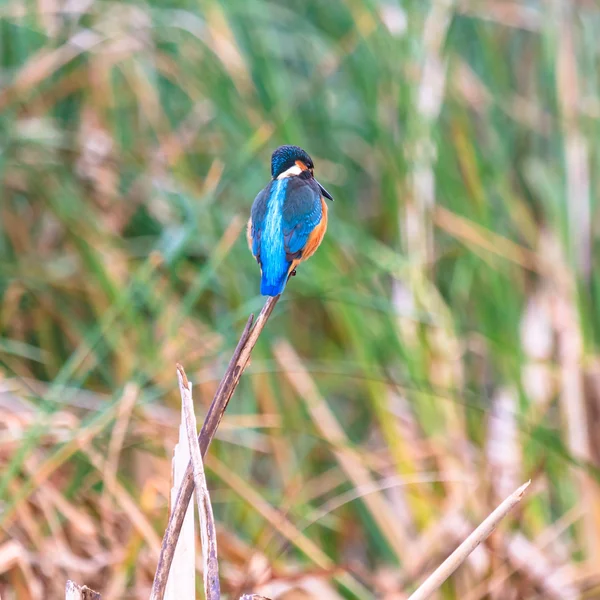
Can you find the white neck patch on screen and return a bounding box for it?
[276,164,303,179]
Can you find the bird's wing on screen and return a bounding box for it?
[281,178,323,260]
[249,184,270,263]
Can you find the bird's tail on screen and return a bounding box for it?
[260,270,288,297]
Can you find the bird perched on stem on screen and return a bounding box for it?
[247,145,334,297]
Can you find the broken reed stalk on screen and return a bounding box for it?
[407,480,531,600]
[150,295,280,600]
[65,581,101,600]
[177,364,220,600]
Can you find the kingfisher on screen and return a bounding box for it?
[247,145,334,297]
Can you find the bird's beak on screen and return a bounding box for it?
[317,180,334,201]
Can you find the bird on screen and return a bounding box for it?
[247,145,334,297]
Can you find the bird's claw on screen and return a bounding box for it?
[290,269,297,277]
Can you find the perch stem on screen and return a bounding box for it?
[150,295,280,600]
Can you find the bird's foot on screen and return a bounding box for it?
[290,269,297,277]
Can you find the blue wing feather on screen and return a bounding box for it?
[282,178,322,258]
[250,186,269,262]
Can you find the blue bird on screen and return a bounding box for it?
[247,145,334,297]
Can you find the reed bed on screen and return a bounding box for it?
[1,0,600,598]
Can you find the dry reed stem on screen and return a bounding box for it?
[274,341,411,562]
[207,454,334,569]
[150,295,280,600]
[177,364,220,600]
[433,206,542,272]
[165,373,195,600]
[103,383,139,503]
[406,0,453,265]
[408,480,531,600]
[85,446,162,554]
[0,540,42,599]
[65,580,101,600]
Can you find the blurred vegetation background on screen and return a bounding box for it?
[1,0,600,598]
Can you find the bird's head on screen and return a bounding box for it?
[270,145,334,200]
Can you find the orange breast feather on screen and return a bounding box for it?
[299,197,328,261]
